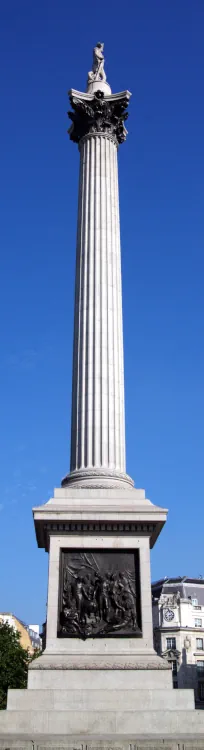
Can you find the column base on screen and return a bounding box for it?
[61,468,134,489]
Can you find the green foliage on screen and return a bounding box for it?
[0,621,29,709]
[30,647,42,661]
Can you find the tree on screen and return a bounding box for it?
[30,647,42,661]
[0,621,29,709]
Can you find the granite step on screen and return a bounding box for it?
[28,666,173,690]
[7,688,195,712]
[1,708,204,736]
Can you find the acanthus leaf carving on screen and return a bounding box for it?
[68,90,129,146]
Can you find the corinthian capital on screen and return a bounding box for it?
[68,89,131,146]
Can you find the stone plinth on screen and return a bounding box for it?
[31,486,167,670]
[0,486,198,741]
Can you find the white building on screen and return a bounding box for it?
[27,624,42,651]
[152,577,204,705]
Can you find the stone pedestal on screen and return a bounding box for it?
[1,487,204,740]
[32,486,165,659]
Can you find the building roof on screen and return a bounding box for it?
[152,577,204,586]
[152,577,204,605]
[0,612,26,626]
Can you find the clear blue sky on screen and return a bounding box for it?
[0,0,204,627]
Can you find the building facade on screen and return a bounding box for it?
[0,613,42,654]
[152,577,204,705]
[27,624,41,651]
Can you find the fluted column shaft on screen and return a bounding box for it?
[70,133,126,477]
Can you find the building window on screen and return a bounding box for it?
[166,637,176,649]
[192,598,198,606]
[197,661,204,675]
[168,660,178,676]
[194,618,202,627]
[196,638,204,650]
[198,683,204,701]
[172,661,177,676]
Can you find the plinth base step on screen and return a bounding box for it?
[0,733,204,748]
[1,705,204,737]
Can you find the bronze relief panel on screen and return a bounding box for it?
[58,549,142,639]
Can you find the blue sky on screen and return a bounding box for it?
[0,0,204,627]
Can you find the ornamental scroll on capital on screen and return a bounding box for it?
[68,89,130,146]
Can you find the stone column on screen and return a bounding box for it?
[62,88,133,489]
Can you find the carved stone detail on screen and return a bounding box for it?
[68,90,130,145]
[45,521,155,534]
[30,653,170,671]
[62,467,134,489]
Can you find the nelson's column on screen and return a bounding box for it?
[1,42,204,744]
